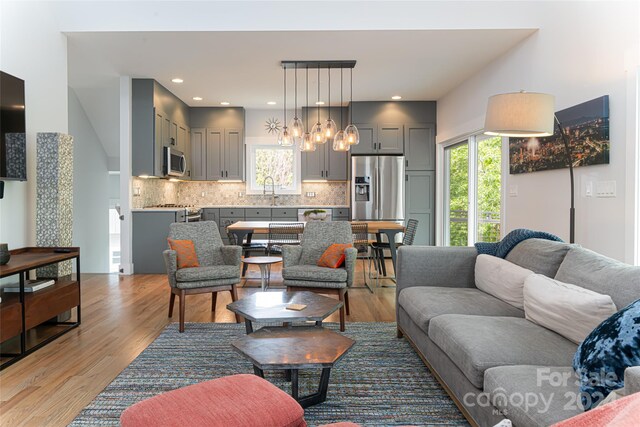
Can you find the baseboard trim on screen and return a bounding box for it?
[398,324,479,427]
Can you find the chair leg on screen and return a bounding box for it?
[361,258,368,287]
[338,289,346,332]
[242,262,249,277]
[344,290,350,315]
[179,290,186,333]
[168,291,176,318]
[397,328,404,338]
[230,284,241,323]
[211,292,217,314]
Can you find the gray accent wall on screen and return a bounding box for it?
[69,87,110,273]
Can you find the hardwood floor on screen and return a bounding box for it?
[0,260,396,426]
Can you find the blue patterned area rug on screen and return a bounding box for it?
[71,322,468,426]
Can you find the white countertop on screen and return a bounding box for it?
[199,205,350,209]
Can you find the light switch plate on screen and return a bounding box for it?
[595,180,616,198]
[306,192,316,197]
[508,185,518,197]
[133,187,141,196]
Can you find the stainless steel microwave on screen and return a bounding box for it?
[164,147,186,177]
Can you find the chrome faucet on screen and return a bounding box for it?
[263,176,278,206]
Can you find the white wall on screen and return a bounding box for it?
[437,1,639,262]
[69,88,110,273]
[0,1,69,249]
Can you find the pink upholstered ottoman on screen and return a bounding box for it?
[120,374,306,427]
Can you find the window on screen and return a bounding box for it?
[443,135,504,246]
[246,140,301,195]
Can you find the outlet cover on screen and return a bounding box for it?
[508,185,518,197]
[306,192,316,197]
[595,180,616,198]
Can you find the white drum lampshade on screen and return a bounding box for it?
[484,92,555,137]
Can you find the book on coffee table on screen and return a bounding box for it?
[3,279,56,293]
[286,304,307,311]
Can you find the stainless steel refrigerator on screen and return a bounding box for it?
[351,156,405,221]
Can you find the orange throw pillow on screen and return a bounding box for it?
[167,239,200,269]
[317,243,352,268]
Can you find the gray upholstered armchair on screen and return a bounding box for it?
[163,221,242,332]
[282,221,357,331]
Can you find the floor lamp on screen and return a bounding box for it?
[484,91,575,244]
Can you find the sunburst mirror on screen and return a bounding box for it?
[265,117,282,134]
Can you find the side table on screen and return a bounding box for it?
[242,256,282,291]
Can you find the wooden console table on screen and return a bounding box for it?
[0,247,81,370]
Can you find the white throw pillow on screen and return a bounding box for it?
[475,254,533,309]
[523,274,618,344]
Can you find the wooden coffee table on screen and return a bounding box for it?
[232,326,354,408]
[226,291,343,334]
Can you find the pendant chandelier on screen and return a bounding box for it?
[280,60,357,152]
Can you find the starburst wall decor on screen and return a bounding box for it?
[265,117,281,134]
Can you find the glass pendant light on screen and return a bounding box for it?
[279,67,294,146]
[345,67,360,145]
[289,63,304,144]
[311,67,326,144]
[299,66,316,152]
[333,68,349,152]
[324,67,337,141]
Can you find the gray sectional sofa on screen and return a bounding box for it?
[396,239,640,427]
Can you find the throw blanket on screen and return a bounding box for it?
[475,228,563,258]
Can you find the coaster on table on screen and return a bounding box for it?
[286,304,307,311]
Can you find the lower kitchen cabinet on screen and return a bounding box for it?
[405,171,435,245]
[132,211,185,274]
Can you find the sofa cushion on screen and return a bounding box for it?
[398,287,524,335]
[475,254,533,309]
[283,265,348,283]
[176,265,240,282]
[428,315,578,388]
[505,239,573,277]
[484,366,583,427]
[524,274,617,344]
[554,247,640,309]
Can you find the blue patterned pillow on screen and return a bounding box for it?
[573,299,640,410]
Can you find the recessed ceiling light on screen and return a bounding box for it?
[391,95,402,100]
[220,101,230,106]
[267,101,277,105]
[171,78,184,83]
[192,97,203,101]
[315,101,325,105]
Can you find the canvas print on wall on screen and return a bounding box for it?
[509,95,609,174]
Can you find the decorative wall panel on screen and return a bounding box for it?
[36,132,73,277]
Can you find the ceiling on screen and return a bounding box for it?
[66,29,536,159]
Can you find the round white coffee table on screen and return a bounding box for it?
[242,256,282,291]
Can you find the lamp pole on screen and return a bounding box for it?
[555,116,575,244]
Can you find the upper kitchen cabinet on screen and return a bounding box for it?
[405,123,435,171]
[132,79,191,178]
[348,102,436,159]
[300,107,349,181]
[190,107,245,181]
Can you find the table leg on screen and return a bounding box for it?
[244,319,254,334]
[253,366,264,378]
[258,264,269,291]
[232,230,250,246]
[375,233,387,276]
[296,368,332,408]
[383,229,401,276]
[291,369,299,400]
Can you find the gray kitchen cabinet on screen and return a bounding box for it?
[405,123,435,171]
[302,144,325,180]
[272,208,298,219]
[349,123,377,155]
[300,107,349,181]
[132,210,185,274]
[405,171,435,245]
[202,208,219,223]
[378,123,404,154]
[184,127,192,180]
[176,123,187,154]
[191,128,206,181]
[224,128,244,180]
[132,79,191,178]
[206,128,224,180]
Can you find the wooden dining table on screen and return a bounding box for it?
[226,220,406,272]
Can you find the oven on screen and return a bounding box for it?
[164,147,186,177]
[185,210,202,222]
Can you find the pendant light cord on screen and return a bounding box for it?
[340,68,343,129]
[328,66,331,121]
[350,68,353,124]
[317,67,320,123]
[283,66,287,126]
[305,66,309,128]
[294,62,297,117]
